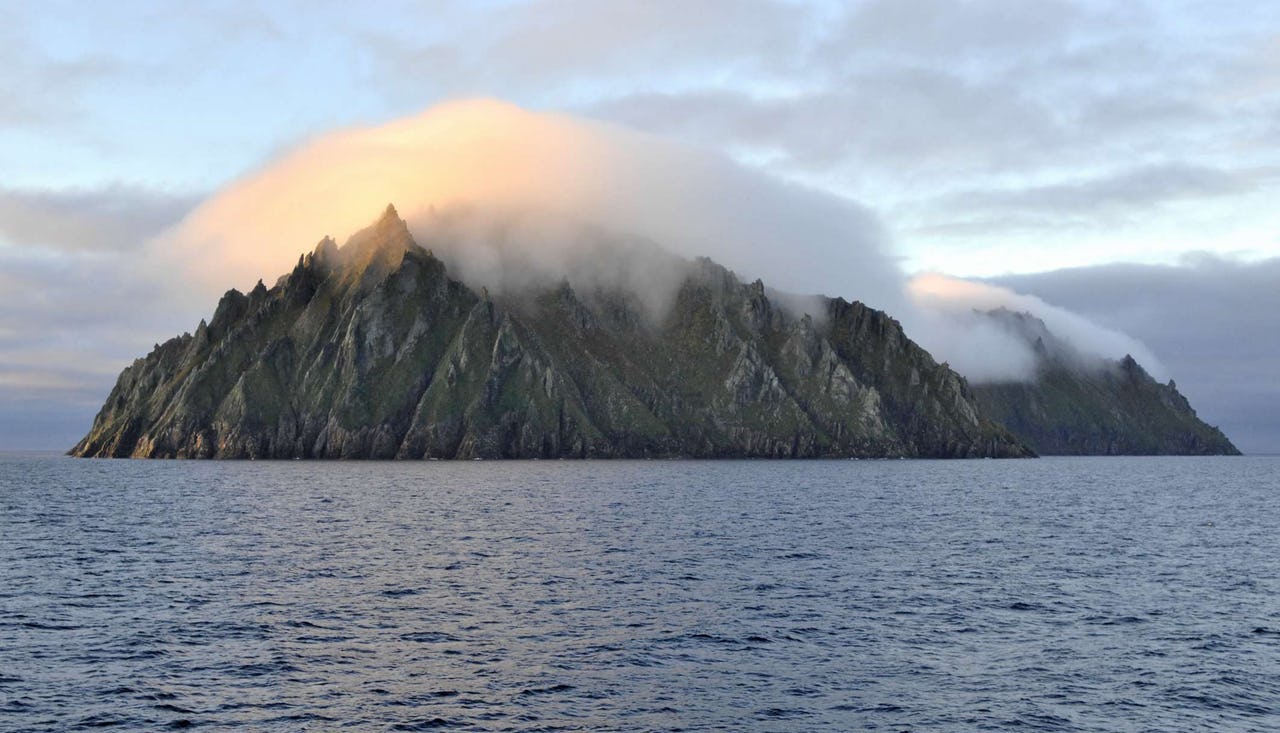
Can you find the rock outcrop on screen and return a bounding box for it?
[71,206,1030,459]
[969,309,1239,455]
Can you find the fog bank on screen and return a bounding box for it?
[160,99,902,316]
[906,273,1166,381]
[153,99,1163,383]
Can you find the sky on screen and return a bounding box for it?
[1,0,1278,452]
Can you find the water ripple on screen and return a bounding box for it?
[2,454,1278,731]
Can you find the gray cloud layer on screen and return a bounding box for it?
[8,1,1280,268]
[995,256,1280,454]
[0,186,198,253]
[0,186,197,450]
[565,1,1280,269]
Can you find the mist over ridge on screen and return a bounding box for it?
[162,99,900,311]
[155,98,1161,385]
[906,273,1166,382]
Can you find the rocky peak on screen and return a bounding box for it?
[308,236,339,269]
[346,203,415,256]
[986,308,1058,358]
[317,204,422,291]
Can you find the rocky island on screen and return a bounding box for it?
[72,205,1239,459]
[71,206,1031,459]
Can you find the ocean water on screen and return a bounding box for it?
[2,454,1278,732]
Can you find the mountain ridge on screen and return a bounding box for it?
[969,309,1240,455]
[71,207,1031,459]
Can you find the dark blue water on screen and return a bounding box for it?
[2,455,1278,731]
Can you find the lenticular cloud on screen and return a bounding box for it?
[158,98,901,312]
[151,98,1162,384]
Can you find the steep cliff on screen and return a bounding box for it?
[969,309,1239,455]
[72,206,1030,459]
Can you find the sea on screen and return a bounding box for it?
[2,454,1278,732]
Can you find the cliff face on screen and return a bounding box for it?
[72,206,1030,459]
[969,309,1240,456]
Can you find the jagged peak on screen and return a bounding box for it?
[1118,353,1150,379]
[985,306,1050,334]
[368,202,411,238]
[351,204,413,247]
[688,256,740,293]
[984,307,1081,368]
[312,235,338,260]
[306,204,422,289]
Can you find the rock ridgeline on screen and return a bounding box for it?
[969,309,1240,455]
[71,205,1031,459]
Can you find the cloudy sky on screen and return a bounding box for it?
[2,0,1278,452]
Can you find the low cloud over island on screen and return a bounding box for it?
[157,100,1153,385]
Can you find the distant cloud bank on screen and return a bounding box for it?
[994,256,1280,454]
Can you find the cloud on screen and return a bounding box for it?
[0,185,197,253]
[0,183,202,450]
[588,68,1064,180]
[571,0,1280,278]
[828,0,1085,59]
[901,164,1277,260]
[360,0,806,101]
[160,98,905,316]
[0,398,105,452]
[904,272,1166,382]
[157,99,1179,397]
[935,164,1265,220]
[994,256,1280,453]
[0,10,127,131]
[7,0,1280,273]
